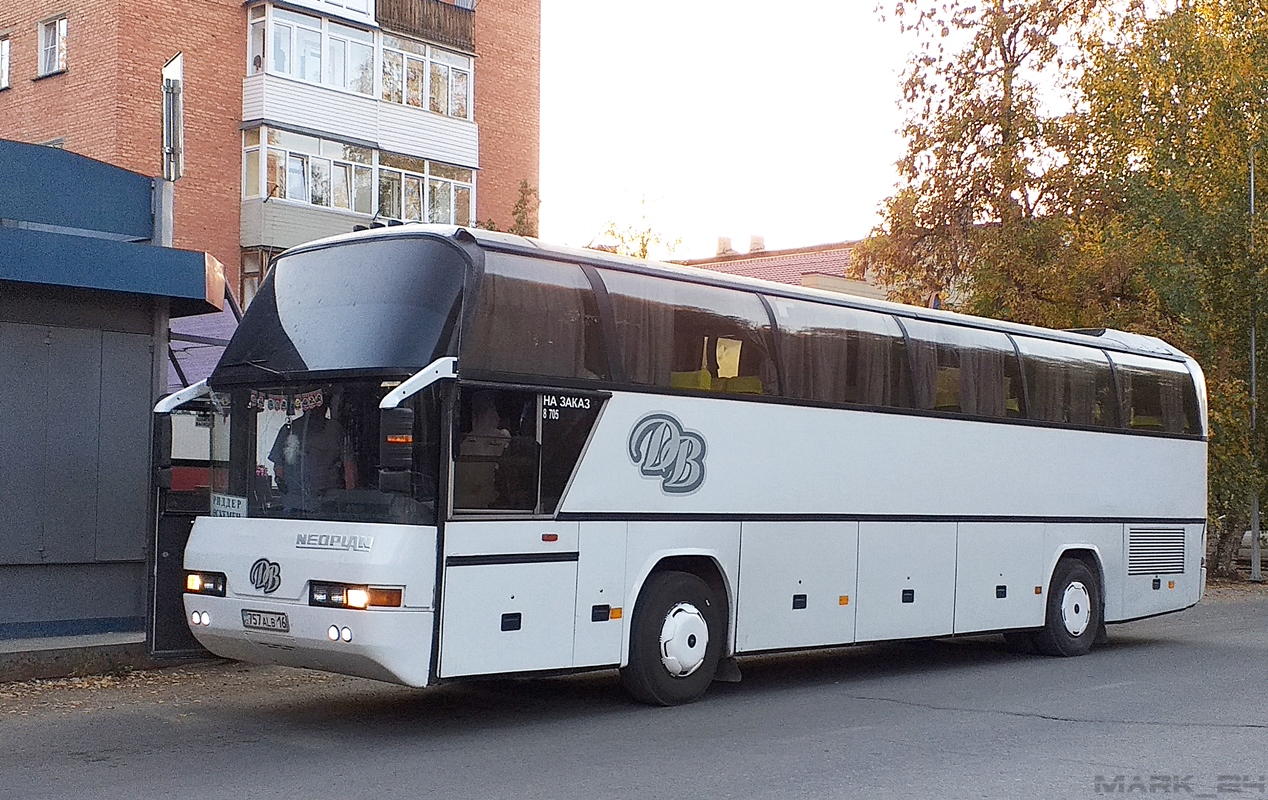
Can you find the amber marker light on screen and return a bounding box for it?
[368,588,403,607]
[839,595,849,606]
[385,434,413,444]
[1168,581,1176,590]
[1035,586,1043,595]
[310,582,403,609]
[609,607,623,620]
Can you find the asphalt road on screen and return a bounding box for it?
[3,586,1267,800]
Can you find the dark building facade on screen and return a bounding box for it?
[0,140,222,639]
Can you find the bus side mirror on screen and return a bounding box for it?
[379,407,414,495]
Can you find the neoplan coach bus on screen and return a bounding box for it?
[159,224,1207,705]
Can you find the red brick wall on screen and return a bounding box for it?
[473,0,540,232]
[0,0,245,290]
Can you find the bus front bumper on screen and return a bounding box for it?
[183,594,434,687]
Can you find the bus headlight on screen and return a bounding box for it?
[309,582,402,609]
[185,571,227,597]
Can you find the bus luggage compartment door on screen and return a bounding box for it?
[439,521,579,678]
[735,521,858,652]
[854,522,957,642]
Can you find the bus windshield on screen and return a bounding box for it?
[213,234,466,384]
[207,379,440,525]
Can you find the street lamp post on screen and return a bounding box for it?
[1251,146,1263,582]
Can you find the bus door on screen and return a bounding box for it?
[149,404,215,657]
[438,386,606,678]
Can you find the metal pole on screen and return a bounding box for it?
[1252,145,1262,581]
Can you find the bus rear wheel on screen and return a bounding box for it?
[621,570,723,706]
[1033,558,1101,657]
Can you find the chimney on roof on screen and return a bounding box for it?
[749,235,765,253]
[717,236,736,256]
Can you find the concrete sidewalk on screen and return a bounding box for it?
[0,632,165,683]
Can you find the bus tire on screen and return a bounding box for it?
[621,570,722,706]
[1033,558,1101,657]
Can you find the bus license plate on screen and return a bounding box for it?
[241,609,290,633]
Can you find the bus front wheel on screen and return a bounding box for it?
[621,570,723,706]
[1033,558,1102,657]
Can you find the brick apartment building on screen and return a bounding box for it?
[0,0,540,306]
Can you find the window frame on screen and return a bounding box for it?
[259,5,375,97]
[595,267,778,397]
[38,16,67,77]
[449,384,608,519]
[252,4,471,111]
[766,294,911,410]
[1,35,11,89]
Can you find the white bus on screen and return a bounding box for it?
[162,225,1207,705]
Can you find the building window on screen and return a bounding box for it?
[248,6,266,74]
[244,125,473,223]
[243,129,262,197]
[1,37,10,89]
[377,152,473,224]
[249,5,470,116]
[382,33,472,120]
[258,5,373,96]
[39,16,67,76]
[240,247,284,309]
[246,126,374,213]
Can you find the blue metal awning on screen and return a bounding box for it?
[0,226,223,317]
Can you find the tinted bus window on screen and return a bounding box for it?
[1108,352,1201,435]
[452,387,539,512]
[215,235,465,383]
[462,254,609,381]
[904,320,1025,418]
[1015,337,1117,428]
[598,269,776,395]
[766,296,910,408]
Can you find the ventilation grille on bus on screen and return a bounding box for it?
[1128,529,1186,575]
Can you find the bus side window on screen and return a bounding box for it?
[462,254,610,382]
[905,320,1021,418]
[1016,336,1117,428]
[1109,353,1200,435]
[599,268,775,396]
[768,296,910,409]
[452,388,539,512]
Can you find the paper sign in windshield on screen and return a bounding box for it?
[211,492,247,517]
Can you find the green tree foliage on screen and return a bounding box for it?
[862,0,1268,576]
[509,179,541,238]
[472,179,540,237]
[857,0,1106,307]
[1075,2,1268,573]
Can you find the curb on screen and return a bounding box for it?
[0,639,210,684]
[0,642,157,684]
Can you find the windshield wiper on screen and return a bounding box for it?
[221,358,285,376]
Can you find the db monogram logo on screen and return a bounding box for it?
[628,413,707,494]
[249,558,282,594]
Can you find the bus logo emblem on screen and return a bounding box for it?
[249,558,282,594]
[628,413,707,495]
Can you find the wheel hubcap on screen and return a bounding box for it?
[1061,581,1091,637]
[659,602,709,677]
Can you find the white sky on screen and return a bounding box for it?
[538,1,910,260]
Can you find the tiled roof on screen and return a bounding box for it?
[675,241,859,286]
